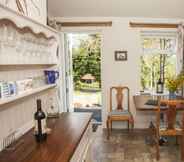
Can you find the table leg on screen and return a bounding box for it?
[145,121,155,145]
[146,121,167,146]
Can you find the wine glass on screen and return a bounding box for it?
[0,26,4,53]
[7,26,15,47]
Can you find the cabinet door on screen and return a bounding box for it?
[70,122,93,162]
[81,138,93,162]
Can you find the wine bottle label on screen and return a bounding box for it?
[158,85,161,90]
[34,120,38,133]
[34,119,47,134]
[159,85,162,91]
[41,119,47,134]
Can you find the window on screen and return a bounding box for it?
[140,31,177,92]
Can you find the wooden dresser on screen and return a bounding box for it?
[0,113,93,162]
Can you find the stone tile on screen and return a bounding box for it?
[107,152,124,160]
[89,127,181,162]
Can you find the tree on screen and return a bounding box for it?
[140,54,176,91]
[140,37,177,91]
[72,34,101,89]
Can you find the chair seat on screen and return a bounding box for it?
[108,110,131,117]
[159,121,182,132]
[153,121,182,135]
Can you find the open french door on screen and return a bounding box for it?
[64,34,74,112]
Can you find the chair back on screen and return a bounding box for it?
[156,97,177,130]
[110,86,130,112]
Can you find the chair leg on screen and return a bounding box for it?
[127,121,130,131]
[132,120,134,131]
[106,119,110,140]
[130,116,134,131]
[155,128,160,161]
[110,121,112,132]
[181,134,184,161]
[176,136,179,145]
[156,140,160,161]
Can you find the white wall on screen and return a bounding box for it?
[48,0,184,19]
[57,17,184,128]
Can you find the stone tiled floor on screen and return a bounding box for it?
[88,128,182,162]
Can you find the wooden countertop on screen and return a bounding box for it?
[0,112,92,162]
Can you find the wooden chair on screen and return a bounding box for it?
[106,86,134,139]
[152,97,184,161]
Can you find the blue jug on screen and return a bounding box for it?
[44,70,59,84]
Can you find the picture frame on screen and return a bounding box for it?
[114,51,127,61]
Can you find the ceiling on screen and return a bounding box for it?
[48,0,184,18]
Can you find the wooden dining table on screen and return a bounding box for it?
[134,95,184,112]
[161,99,184,107]
[134,95,184,146]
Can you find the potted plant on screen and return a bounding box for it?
[166,73,184,99]
[177,70,184,96]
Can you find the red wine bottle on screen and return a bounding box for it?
[34,99,47,142]
[156,78,164,94]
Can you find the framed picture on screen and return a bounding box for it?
[115,51,127,61]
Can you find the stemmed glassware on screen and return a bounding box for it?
[2,25,8,46]
[0,22,57,65]
[0,26,4,53]
[7,26,15,48]
[15,31,22,53]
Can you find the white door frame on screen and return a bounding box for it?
[61,30,103,113]
[64,33,74,112]
[58,32,68,112]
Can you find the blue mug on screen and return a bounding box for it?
[44,70,59,84]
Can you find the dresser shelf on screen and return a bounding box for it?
[0,64,57,71]
[0,84,56,106]
[0,64,57,66]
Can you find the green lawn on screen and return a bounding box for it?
[75,81,100,91]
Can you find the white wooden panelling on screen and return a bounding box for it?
[0,84,56,106]
[0,90,54,151]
